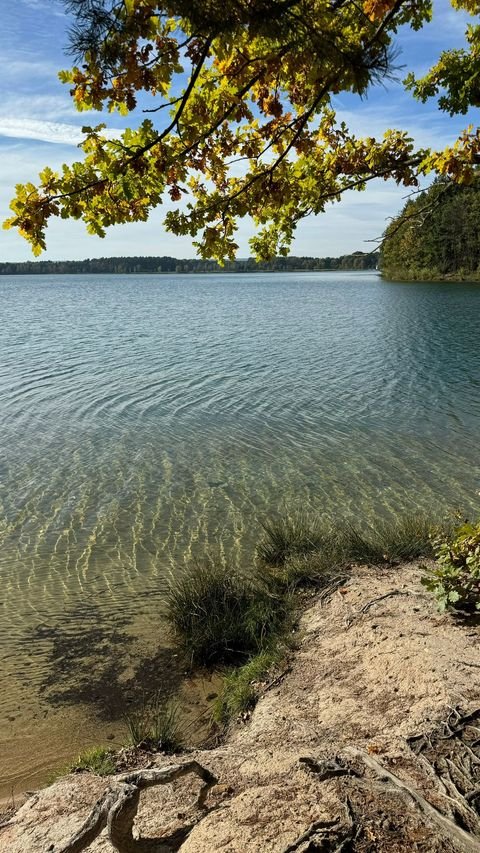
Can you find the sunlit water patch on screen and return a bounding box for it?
[1,271,480,796]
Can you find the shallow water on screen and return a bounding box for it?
[1,270,479,796]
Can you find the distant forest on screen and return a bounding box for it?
[381,178,480,281]
[0,251,378,276]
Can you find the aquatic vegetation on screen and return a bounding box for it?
[257,510,448,576]
[256,512,337,567]
[265,549,347,590]
[166,559,292,665]
[421,520,480,613]
[373,513,451,562]
[125,694,182,754]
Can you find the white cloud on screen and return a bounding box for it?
[0,94,78,121]
[0,119,83,146]
[1,59,61,81]
[333,98,476,153]
[21,0,65,11]
[0,118,123,146]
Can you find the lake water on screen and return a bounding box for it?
[1,270,479,796]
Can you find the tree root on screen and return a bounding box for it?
[281,802,357,853]
[290,727,480,852]
[53,761,217,853]
[345,589,422,627]
[299,755,359,782]
[346,747,480,852]
[407,706,480,839]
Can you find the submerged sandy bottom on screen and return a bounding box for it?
[0,639,221,805]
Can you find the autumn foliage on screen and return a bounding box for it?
[4,0,480,260]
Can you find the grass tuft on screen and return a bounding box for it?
[166,558,292,665]
[373,513,440,561]
[70,746,116,776]
[270,550,345,588]
[257,510,451,579]
[213,647,285,725]
[125,694,182,754]
[256,512,333,566]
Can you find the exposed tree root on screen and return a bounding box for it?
[299,755,359,782]
[281,801,357,853]
[287,718,480,853]
[53,761,217,853]
[407,707,480,836]
[347,748,480,853]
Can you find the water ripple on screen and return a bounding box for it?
[1,271,480,794]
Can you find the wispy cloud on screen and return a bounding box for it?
[333,97,476,153]
[20,0,66,17]
[0,118,123,146]
[0,94,78,122]
[1,59,61,81]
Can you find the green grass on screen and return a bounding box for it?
[165,509,456,734]
[125,694,182,754]
[213,647,285,725]
[268,549,345,588]
[166,559,292,665]
[257,510,451,579]
[166,512,447,672]
[70,746,116,776]
[373,513,444,561]
[256,512,335,566]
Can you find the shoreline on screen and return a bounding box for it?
[3,561,480,851]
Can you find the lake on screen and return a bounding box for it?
[1,270,479,796]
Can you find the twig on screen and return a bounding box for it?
[263,667,292,693]
[318,574,349,605]
[299,755,359,781]
[345,589,421,627]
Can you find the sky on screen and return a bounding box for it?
[0,0,477,262]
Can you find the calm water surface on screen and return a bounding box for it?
[1,271,479,794]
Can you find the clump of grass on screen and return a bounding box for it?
[71,746,116,776]
[214,646,285,725]
[373,513,441,561]
[125,694,182,754]
[256,512,333,566]
[166,559,292,665]
[257,510,450,580]
[259,546,345,590]
[338,522,385,564]
[284,551,346,587]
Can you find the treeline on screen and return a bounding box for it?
[380,177,480,281]
[0,251,378,276]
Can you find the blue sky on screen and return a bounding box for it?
[0,0,477,261]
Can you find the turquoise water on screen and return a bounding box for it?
[1,270,479,791]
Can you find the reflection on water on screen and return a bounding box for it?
[0,271,479,795]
